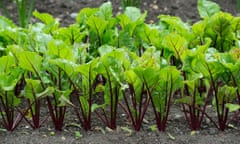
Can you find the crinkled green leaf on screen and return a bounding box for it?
[0,55,16,73]
[47,39,75,61]
[57,89,73,107]
[217,85,237,104]
[124,7,142,22]
[192,20,206,35]
[24,79,42,101]
[162,33,188,60]
[198,0,220,18]
[158,15,190,36]
[87,16,108,37]
[36,87,55,99]
[95,1,112,20]
[33,10,58,25]
[76,7,98,25]
[18,51,43,73]
[98,45,114,57]
[0,15,16,28]
[49,58,78,76]
[54,24,87,44]
[136,24,162,49]
[33,10,59,33]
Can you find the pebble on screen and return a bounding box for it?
[61,136,66,141]
[25,125,30,129]
[70,13,78,19]
[151,4,159,10]
[174,114,182,119]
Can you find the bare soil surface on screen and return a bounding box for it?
[0,0,240,144]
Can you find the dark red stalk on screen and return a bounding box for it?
[229,72,240,104]
[145,75,172,131]
[0,92,23,131]
[119,83,150,131]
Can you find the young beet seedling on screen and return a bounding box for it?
[20,78,54,129]
[92,48,130,130]
[146,66,183,131]
[0,55,24,131]
[185,50,240,131]
[177,77,211,130]
[120,69,150,131]
[68,59,99,130]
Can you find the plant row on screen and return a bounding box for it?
[0,0,240,132]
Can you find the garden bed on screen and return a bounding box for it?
[0,0,240,144]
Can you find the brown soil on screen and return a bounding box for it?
[0,0,240,144]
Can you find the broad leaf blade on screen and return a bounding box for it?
[198,0,220,18]
[18,51,43,73]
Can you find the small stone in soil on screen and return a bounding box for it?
[151,4,159,10]
[70,13,78,19]
[61,136,66,141]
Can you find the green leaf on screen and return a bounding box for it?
[87,16,108,37]
[158,15,190,36]
[0,15,16,28]
[0,55,16,73]
[58,90,73,107]
[192,20,207,37]
[136,24,162,49]
[76,7,98,25]
[33,10,59,33]
[0,91,21,106]
[124,7,142,22]
[49,58,78,76]
[124,70,142,102]
[33,10,58,25]
[226,103,240,112]
[162,33,188,60]
[36,87,55,99]
[18,51,43,73]
[197,0,220,18]
[91,103,104,112]
[47,39,75,61]
[54,24,87,44]
[76,58,98,79]
[134,66,159,88]
[117,31,135,49]
[0,72,21,91]
[0,56,22,92]
[98,45,114,57]
[217,85,237,104]
[95,1,112,20]
[24,79,42,101]
[75,131,82,139]
[79,97,90,116]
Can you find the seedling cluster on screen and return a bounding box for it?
[0,0,239,132]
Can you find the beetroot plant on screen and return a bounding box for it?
[16,51,54,129]
[120,67,151,131]
[147,66,183,131]
[68,59,99,130]
[186,49,239,131]
[0,55,23,131]
[92,48,130,130]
